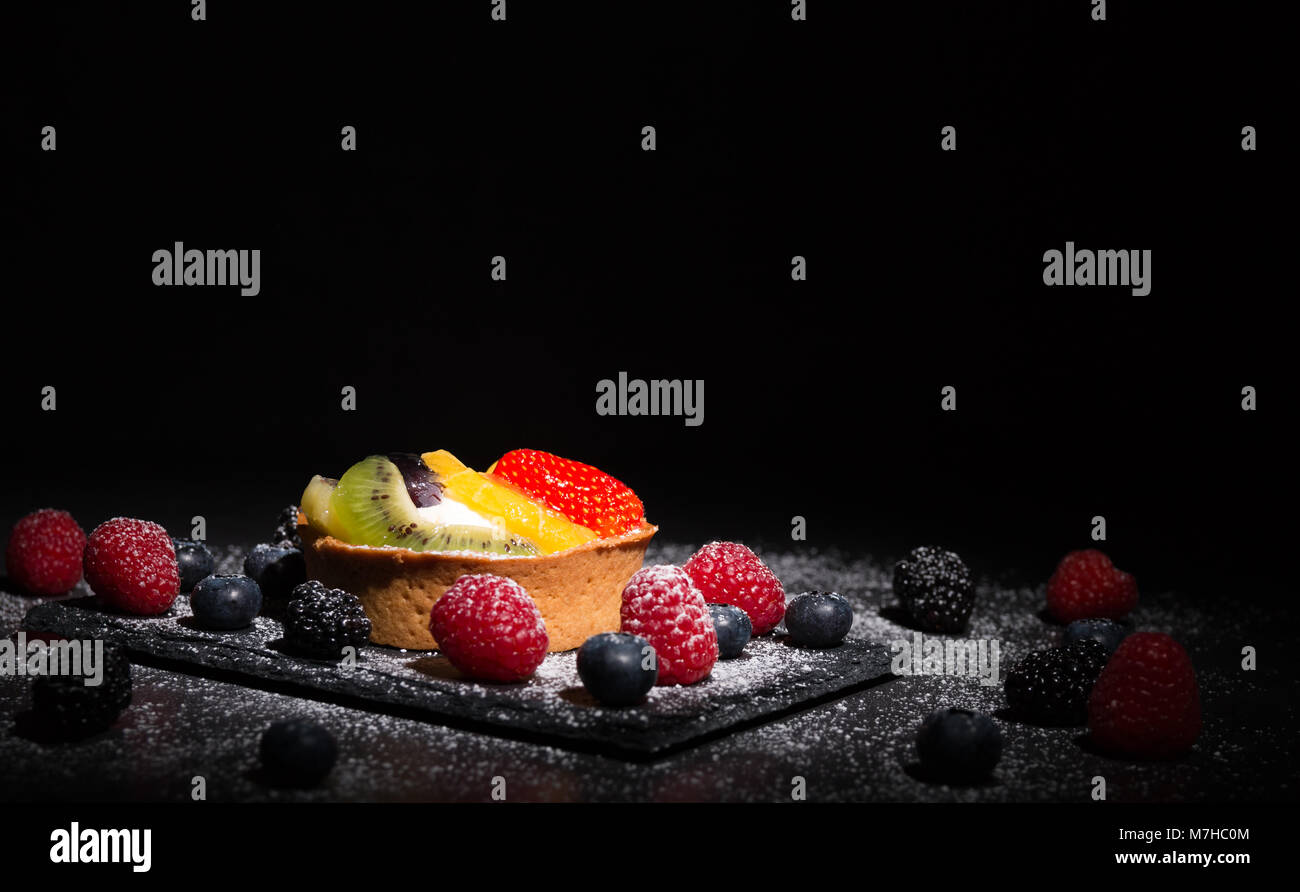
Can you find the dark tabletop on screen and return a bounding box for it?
[2,541,1294,803]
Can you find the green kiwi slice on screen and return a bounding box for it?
[329,455,539,555]
[301,475,346,539]
[424,524,539,556]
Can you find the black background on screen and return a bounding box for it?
[2,1,1289,599]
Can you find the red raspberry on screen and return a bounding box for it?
[490,449,645,538]
[1045,549,1138,623]
[5,509,86,595]
[429,574,549,682]
[683,541,785,636]
[620,565,717,686]
[1088,632,1201,759]
[83,518,180,615]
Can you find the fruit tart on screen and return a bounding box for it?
[297,449,656,651]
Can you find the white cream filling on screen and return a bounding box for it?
[416,497,498,530]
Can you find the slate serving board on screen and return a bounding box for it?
[22,595,895,757]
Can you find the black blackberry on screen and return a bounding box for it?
[1004,638,1109,725]
[272,505,302,550]
[31,645,133,738]
[893,546,975,633]
[283,580,371,659]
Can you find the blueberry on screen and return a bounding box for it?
[784,590,853,647]
[1063,618,1128,655]
[243,543,305,600]
[191,574,263,630]
[576,632,657,706]
[172,538,215,593]
[707,604,752,659]
[915,707,1002,783]
[260,719,337,788]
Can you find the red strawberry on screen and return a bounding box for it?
[684,541,786,636]
[1046,549,1138,623]
[5,509,86,595]
[1088,632,1201,759]
[489,449,645,538]
[620,565,717,685]
[429,574,549,682]
[83,518,180,615]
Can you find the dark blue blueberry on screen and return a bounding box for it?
[190,574,263,630]
[784,590,853,647]
[260,719,337,787]
[915,707,1002,783]
[1063,618,1128,655]
[172,538,215,593]
[576,632,657,706]
[707,603,752,659]
[243,543,305,600]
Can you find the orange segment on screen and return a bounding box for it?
[421,450,598,554]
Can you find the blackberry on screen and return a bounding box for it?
[272,505,303,550]
[283,580,371,659]
[31,645,132,738]
[893,546,975,633]
[1004,638,1109,725]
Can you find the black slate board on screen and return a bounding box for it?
[22,595,895,757]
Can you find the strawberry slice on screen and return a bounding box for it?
[489,449,645,538]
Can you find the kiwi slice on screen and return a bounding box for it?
[425,524,539,556]
[329,456,539,555]
[301,475,347,539]
[331,455,443,549]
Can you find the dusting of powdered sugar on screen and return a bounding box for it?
[0,541,1293,802]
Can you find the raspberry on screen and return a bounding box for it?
[83,518,180,615]
[683,541,785,636]
[31,645,132,739]
[893,545,975,633]
[620,565,718,686]
[1046,549,1138,623]
[284,581,372,659]
[490,449,645,538]
[5,509,86,595]
[429,574,549,682]
[1004,639,1108,725]
[1088,632,1201,759]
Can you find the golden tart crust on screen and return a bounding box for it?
[298,515,656,652]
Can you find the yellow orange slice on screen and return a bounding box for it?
[421,449,598,554]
